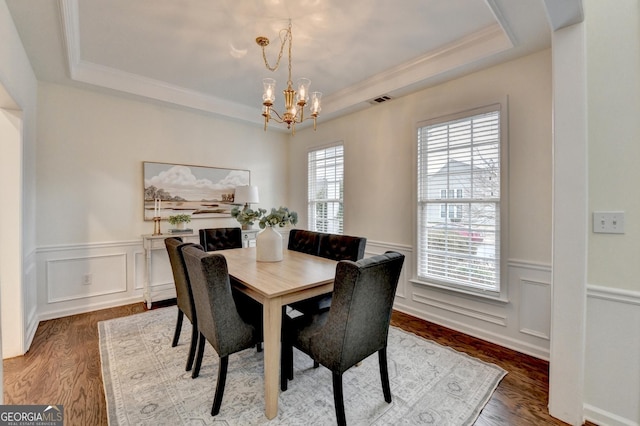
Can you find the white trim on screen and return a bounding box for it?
[548,18,588,425]
[587,285,640,306]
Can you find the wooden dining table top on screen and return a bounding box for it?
[220,246,339,299]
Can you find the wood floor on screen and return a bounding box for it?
[4,302,587,425]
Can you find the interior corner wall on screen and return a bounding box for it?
[0,0,39,358]
[583,1,640,425]
[289,50,554,359]
[35,82,289,319]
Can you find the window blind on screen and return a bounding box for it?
[417,107,501,293]
[308,144,344,234]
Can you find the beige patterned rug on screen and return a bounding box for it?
[99,306,506,425]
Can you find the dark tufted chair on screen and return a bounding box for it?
[287,229,322,255]
[199,228,243,252]
[164,237,200,374]
[198,226,263,352]
[281,251,404,425]
[289,232,367,316]
[318,233,366,262]
[182,246,261,416]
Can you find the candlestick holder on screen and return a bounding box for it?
[153,216,162,236]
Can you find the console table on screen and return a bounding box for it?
[141,230,259,308]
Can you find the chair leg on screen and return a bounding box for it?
[378,348,392,403]
[185,324,198,371]
[332,371,347,426]
[280,341,292,391]
[313,361,320,369]
[172,310,184,347]
[211,356,229,416]
[192,332,206,379]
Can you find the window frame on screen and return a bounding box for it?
[307,142,345,234]
[412,101,509,302]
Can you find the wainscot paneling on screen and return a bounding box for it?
[36,240,145,321]
[369,240,552,360]
[584,285,640,426]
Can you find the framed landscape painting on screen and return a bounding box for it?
[143,162,250,220]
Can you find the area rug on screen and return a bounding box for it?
[99,307,506,425]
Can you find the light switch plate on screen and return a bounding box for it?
[593,211,625,234]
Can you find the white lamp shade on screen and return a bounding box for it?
[234,185,260,204]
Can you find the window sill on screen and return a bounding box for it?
[410,278,509,304]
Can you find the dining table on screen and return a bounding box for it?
[218,246,339,420]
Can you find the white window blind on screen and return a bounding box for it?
[417,106,501,293]
[308,144,344,234]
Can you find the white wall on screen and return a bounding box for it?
[0,0,38,358]
[583,1,640,425]
[35,82,289,319]
[290,50,554,359]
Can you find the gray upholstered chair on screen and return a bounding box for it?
[287,229,322,255]
[164,237,199,374]
[281,251,405,426]
[199,226,263,352]
[289,232,367,315]
[182,245,260,416]
[199,227,243,252]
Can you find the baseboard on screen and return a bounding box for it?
[37,295,144,322]
[583,403,638,426]
[393,303,550,360]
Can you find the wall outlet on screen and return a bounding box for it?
[593,211,625,234]
[82,273,93,285]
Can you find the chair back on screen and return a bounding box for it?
[199,228,243,252]
[318,233,366,261]
[182,246,255,357]
[287,229,321,255]
[311,251,404,373]
[165,237,198,322]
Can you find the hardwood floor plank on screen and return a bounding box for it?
[4,303,588,425]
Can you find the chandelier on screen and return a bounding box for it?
[256,20,321,135]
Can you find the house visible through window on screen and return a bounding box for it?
[417,104,502,294]
[308,144,344,234]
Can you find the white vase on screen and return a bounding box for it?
[256,227,283,262]
[177,222,186,230]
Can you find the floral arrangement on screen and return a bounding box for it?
[258,207,298,229]
[231,206,298,229]
[167,214,191,225]
[231,207,267,227]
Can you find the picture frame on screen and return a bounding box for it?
[143,161,250,220]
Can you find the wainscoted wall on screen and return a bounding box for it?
[36,240,145,321]
[584,286,640,426]
[36,238,551,362]
[366,241,551,360]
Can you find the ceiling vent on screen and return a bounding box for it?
[368,95,392,105]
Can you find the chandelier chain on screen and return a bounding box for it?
[261,22,292,75]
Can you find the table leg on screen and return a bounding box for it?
[144,247,152,309]
[262,296,282,419]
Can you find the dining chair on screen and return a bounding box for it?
[199,227,243,252]
[199,226,263,352]
[288,233,367,315]
[281,251,405,426]
[287,229,322,255]
[182,245,261,416]
[164,237,199,374]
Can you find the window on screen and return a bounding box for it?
[308,144,344,234]
[416,104,502,294]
